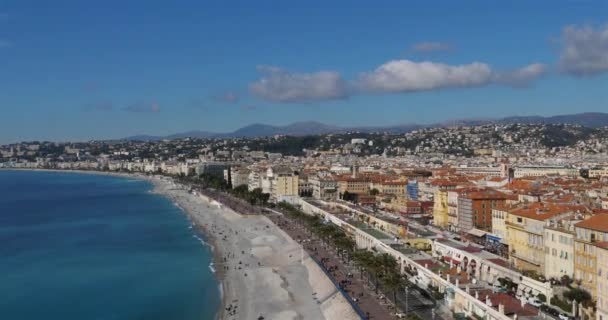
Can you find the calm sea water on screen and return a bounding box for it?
[0,170,220,320]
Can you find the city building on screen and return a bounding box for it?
[544,220,576,279]
[574,214,608,298]
[310,175,338,201]
[268,166,299,202]
[457,189,507,232]
[596,242,608,320]
[507,203,574,273]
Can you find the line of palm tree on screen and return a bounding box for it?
[277,202,411,307]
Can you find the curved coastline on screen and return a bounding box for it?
[0,168,220,320]
[1,168,361,320]
[1,168,227,320]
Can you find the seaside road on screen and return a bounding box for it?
[268,210,455,320]
[269,213,398,320]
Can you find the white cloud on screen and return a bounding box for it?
[357,60,493,93]
[411,42,452,53]
[249,65,349,103]
[559,24,608,76]
[493,63,548,87]
[249,60,546,102]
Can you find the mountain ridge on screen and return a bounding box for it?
[122,112,608,141]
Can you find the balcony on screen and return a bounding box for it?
[509,251,541,266]
[505,220,524,228]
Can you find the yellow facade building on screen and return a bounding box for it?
[574,215,608,299]
[506,203,572,273]
[337,177,370,197]
[381,181,407,195]
[433,189,449,228]
[268,166,299,202]
[596,242,608,320]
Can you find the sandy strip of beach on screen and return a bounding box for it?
[3,169,360,320]
[149,176,361,320]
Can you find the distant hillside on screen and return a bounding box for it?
[500,112,608,128]
[122,112,608,141]
[226,122,341,137]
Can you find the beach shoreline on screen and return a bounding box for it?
[2,168,229,319]
[2,168,360,320]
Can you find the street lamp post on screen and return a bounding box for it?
[301,239,310,264]
[405,286,409,314]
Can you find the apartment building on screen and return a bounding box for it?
[268,166,299,202]
[588,167,608,179]
[506,203,572,273]
[544,220,576,279]
[337,176,370,198]
[596,242,608,320]
[455,166,502,177]
[247,168,263,191]
[491,207,509,242]
[447,190,460,232]
[574,215,608,298]
[457,189,507,232]
[513,165,579,178]
[381,180,408,195]
[309,175,338,201]
[433,189,449,228]
[230,167,250,188]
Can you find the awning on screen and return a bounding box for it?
[467,228,487,238]
[443,256,461,264]
[486,234,501,242]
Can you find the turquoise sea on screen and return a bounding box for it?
[0,170,220,320]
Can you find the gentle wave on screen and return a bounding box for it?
[209,262,216,273]
[193,234,207,246]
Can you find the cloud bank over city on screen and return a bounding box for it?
[249,61,547,103]
[247,23,606,103]
[1,1,608,143]
[559,24,608,76]
[249,65,350,103]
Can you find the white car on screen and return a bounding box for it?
[558,314,570,320]
[528,299,542,307]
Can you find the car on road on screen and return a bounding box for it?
[528,298,542,307]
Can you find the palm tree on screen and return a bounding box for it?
[368,255,385,294]
[353,250,374,281]
[334,236,355,261]
[378,253,398,275]
[382,271,407,305]
[319,224,336,245]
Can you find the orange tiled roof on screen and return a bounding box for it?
[489,177,507,182]
[463,189,508,200]
[509,203,579,221]
[575,214,608,233]
[595,241,608,249]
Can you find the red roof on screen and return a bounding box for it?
[485,293,538,316]
[576,214,608,233]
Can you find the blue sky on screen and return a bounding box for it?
[1,0,607,143]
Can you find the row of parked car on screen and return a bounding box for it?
[540,304,574,320]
